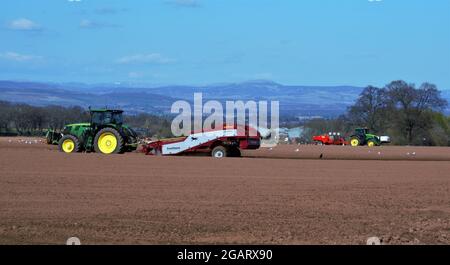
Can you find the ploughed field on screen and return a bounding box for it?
[0,137,449,245]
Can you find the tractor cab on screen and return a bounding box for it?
[90,109,124,127]
[355,128,369,138]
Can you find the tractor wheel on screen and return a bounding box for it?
[58,135,80,153]
[367,140,376,147]
[94,128,124,154]
[350,137,360,147]
[211,145,227,158]
[227,147,241,157]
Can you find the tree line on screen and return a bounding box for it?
[304,80,450,146]
[1,80,449,145]
[0,101,173,138]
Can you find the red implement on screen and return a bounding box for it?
[312,132,348,146]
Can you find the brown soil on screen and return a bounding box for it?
[1,137,449,245]
[244,144,450,161]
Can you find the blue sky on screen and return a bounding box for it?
[0,0,449,89]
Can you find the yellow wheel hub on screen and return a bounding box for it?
[98,132,117,154]
[368,141,375,147]
[350,139,359,147]
[62,139,75,153]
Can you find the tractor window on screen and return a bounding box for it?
[91,112,123,125]
[112,113,123,124]
[92,112,104,124]
[356,129,367,135]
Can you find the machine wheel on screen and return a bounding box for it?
[227,147,241,157]
[151,148,162,156]
[58,135,80,153]
[350,137,360,147]
[94,128,124,154]
[211,146,227,158]
[367,140,376,147]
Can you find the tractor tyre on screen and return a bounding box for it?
[350,137,361,147]
[58,135,81,153]
[367,140,376,147]
[227,147,241,157]
[211,145,227,158]
[94,127,124,154]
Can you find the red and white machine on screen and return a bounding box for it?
[142,125,261,158]
[312,132,348,146]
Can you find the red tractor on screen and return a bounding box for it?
[312,132,347,146]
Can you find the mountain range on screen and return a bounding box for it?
[1,80,449,117]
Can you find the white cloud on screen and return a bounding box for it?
[165,0,201,8]
[80,19,95,28]
[79,19,118,29]
[95,7,128,15]
[117,53,175,64]
[0,52,43,62]
[7,18,42,31]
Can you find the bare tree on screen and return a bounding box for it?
[348,86,388,133]
[0,101,14,132]
[386,81,447,144]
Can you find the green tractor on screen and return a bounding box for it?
[349,128,391,147]
[53,109,138,154]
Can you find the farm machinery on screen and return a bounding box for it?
[313,132,348,145]
[48,109,138,154]
[45,130,62,145]
[349,128,390,147]
[46,108,261,158]
[312,128,390,147]
[142,125,261,158]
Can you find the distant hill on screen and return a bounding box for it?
[0,81,178,115]
[2,80,447,117]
